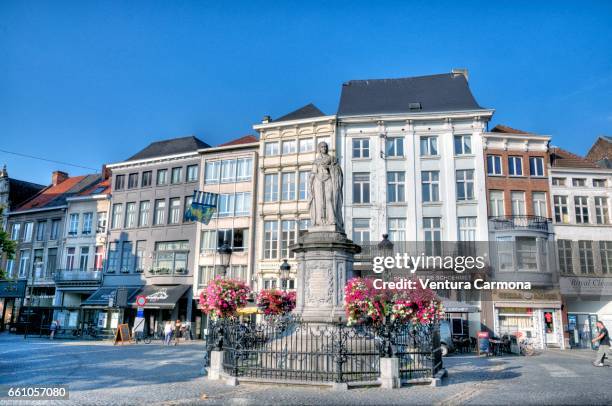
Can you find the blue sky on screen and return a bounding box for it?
[2,1,611,185]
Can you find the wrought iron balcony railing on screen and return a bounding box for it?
[147,268,190,277]
[489,215,551,232]
[54,269,103,283]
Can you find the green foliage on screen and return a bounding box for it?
[0,206,16,280]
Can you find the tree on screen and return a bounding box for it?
[0,207,16,280]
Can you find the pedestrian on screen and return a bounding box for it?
[174,319,181,346]
[164,321,173,346]
[592,321,610,367]
[49,320,58,340]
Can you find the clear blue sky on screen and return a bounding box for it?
[2,1,611,185]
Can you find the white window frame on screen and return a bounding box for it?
[454,134,472,155]
[281,172,297,201]
[387,172,405,203]
[264,142,279,156]
[529,157,544,177]
[489,190,505,217]
[282,140,297,155]
[508,156,523,176]
[456,170,474,201]
[421,171,440,203]
[420,136,438,157]
[264,173,279,202]
[352,138,370,159]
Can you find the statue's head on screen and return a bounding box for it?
[317,141,329,155]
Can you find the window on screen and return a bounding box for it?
[135,241,145,272]
[265,142,279,156]
[66,247,76,270]
[489,190,505,217]
[50,219,60,240]
[200,230,216,251]
[388,218,406,241]
[121,241,134,273]
[198,266,216,287]
[79,247,89,271]
[552,177,566,186]
[578,241,594,274]
[69,214,79,235]
[96,212,107,233]
[281,172,297,200]
[36,221,46,241]
[423,217,442,255]
[421,171,440,203]
[169,198,181,224]
[352,219,370,243]
[595,196,609,224]
[386,137,404,157]
[458,217,477,241]
[138,201,150,227]
[454,135,472,155]
[5,259,14,278]
[46,248,57,276]
[229,265,248,281]
[220,160,236,183]
[516,237,538,271]
[511,191,526,215]
[154,200,166,225]
[281,220,297,258]
[184,196,193,221]
[217,229,231,251]
[186,165,199,182]
[142,171,152,187]
[82,212,93,234]
[125,202,137,228]
[171,167,182,184]
[532,192,547,217]
[456,170,474,201]
[282,140,297,155]
[299,138,314,153]
[572,178,586,187]
[557,240,573,274]
[352,138,370,159]
[263,279,277,290]
[553,196,569,223]
[115,174,125,190]
[384,172,404,203]
[234,192,251,216]
[106,243,119,273]
[232,229,248,252]
[299,171,309,200]
[529,157,544,176]
[593,178,607,187]
[157,169,168,186]
[264,221,278,259]
[574,196,589,224]
[264,173,279,202]
[217,194,235,217]
[153,241,188,274]
[353,173,370,204]
[417,136,436,157]
[128,173,138,189]
[10,223,20,240]
[600,241,612,274]
[18,250,30,278]
[94,246,104,270]
[487,155,503,175]
[205,161,221,184]
[23,222,33,242]
[236,158,253,181]
[508,156,523,176]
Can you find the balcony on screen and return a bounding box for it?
[54,269,103,286]
[146,267,191,284]
[147,268,189,276]
[489,216,551,233]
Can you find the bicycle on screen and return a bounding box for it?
[519,337,536,356]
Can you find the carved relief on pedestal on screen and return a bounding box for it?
[305,262,334,305]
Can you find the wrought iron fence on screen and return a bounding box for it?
[206,317,441,385]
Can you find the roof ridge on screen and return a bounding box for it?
[343,73,450,85]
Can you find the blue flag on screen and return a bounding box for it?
[184,190,218,224]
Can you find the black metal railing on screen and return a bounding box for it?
[489,215,551,232]
[395,323,442,381]
[147,268,189,276]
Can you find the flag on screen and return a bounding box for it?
[184,190,218,224]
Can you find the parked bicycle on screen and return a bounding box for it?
[519,337,536,356]
[73,326,98,338]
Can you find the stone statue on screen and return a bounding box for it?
[308,142,344,231]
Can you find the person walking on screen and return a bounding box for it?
[173,319,181,346]
[592,321,610,367]
[49,320,58,340]
[163,321,173,346]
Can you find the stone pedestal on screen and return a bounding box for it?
[379,357,400,389]
[291,229,361,323]
[208,350,223,380]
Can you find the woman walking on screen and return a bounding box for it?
[164,321,173,346]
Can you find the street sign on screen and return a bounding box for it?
[135,295,147,307]
[136,307,144,318]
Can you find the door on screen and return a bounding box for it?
[543,310,557,346]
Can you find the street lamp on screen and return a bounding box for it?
[378,234,394,282]
[279,259,291,291]
[217,239,233,277]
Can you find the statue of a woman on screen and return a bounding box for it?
[308,142,344,231]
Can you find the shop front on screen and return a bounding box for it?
[492,289,565,350]
[560,276,612,350]
[81,286,141,336]
[128,284,192,336]
[0,279,26,332]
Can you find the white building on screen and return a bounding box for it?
[549,147,612,349]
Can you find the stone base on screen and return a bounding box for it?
[379,357,400,389]
[208,350,223,381]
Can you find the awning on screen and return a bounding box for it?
[130,285,191,309]
[82,286,141,306]
[442,299,480,313]
[237,306,260,315]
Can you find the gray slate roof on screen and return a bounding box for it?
[337,73,484,117]
[273,103,325,122]
[127,136,210,161]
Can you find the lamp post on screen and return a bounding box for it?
[279,259,291,291]
[378,234,394,282]
[217,239,233,277]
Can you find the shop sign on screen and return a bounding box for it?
[493,289,560,301]
[560,277,612,296]
[498,307,532,315]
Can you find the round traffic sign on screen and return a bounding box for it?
[136,295,147,307]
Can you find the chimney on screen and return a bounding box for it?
[52,171,69,186]
[262,115,271,124]
[451,68,469,81]
[101,164,111,180]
